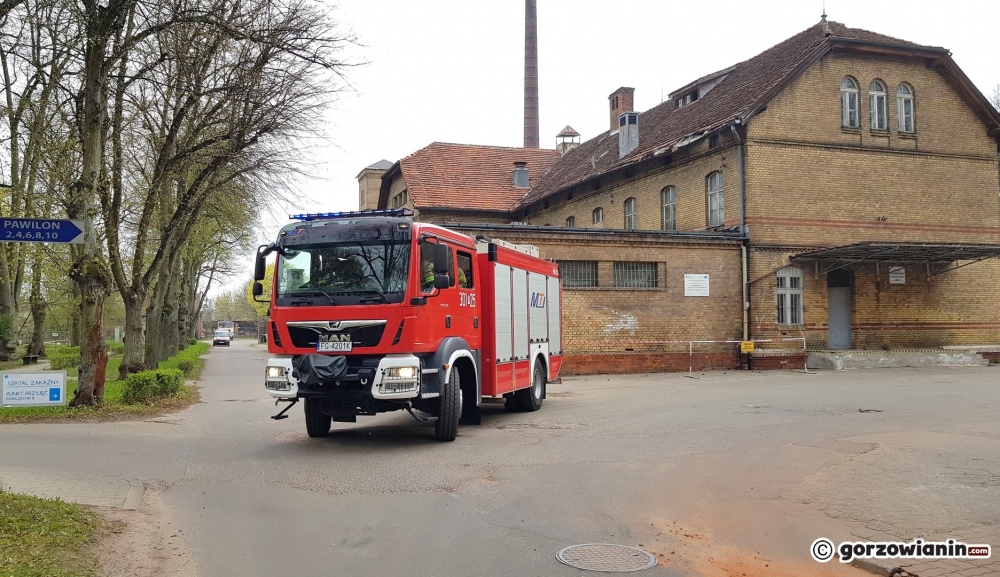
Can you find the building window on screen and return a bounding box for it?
[706,171,724,227]
[708,135,719,149]
[841,77,859,128]
[565,216,575,228]
[869,80,887,130]
[558,261,597,288]
[592,207,604,225]
[613,262,658,288]
[390,190,408,209]
[897,84,914,133]
[661,186,676,231]
[624,197,637,229]
[776,267,803,325]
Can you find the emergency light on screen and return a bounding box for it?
[289,209,414,221]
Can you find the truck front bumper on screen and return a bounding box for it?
[263,354,426,402]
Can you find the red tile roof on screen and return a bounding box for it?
[397,142,560,212]
[517,20,947,208]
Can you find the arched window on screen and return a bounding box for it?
[777,267,804,325]
[661,186,676,231]
[624,197,637,229]
[870,80,887,130]
[897,84,914,133]
[592,207,604,225]
[840,77,859,128]
[565,216,575,228]
[706,171,724,227]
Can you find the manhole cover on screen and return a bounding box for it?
[556,543,658,572]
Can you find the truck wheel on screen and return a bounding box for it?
[435,368,461,442]
[515,362,544,412]
[304,399,331,438]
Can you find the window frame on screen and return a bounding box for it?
[456,250,474,289]
[623,197,637,229]
[897,83,915,133]
[706,171,724,228]
[592,207,604,225]
[869,80,887,131]
[661,186,676,231]
[613,261,658,289]
[558,260,598,288]
[840,77,859,128]
[565,216,575,228]
[776,266,804,326]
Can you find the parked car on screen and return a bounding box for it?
[213,330,232,346]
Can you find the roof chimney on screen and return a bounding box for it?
[512,162,530,188]
[618,112,639,158]
[524,0,539,148]
[608,87,634,132]
[556,125,580,157]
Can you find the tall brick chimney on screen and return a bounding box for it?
[608,87,634,132]
[524,0,539,148]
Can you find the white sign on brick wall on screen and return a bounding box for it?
[889,266,906,285]
[684,274,710,296]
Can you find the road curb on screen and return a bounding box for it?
[850,558,903,576]
[123,479,144,510]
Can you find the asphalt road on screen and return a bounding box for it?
[2,340,998,576]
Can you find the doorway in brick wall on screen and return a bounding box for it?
[827,269,852,349]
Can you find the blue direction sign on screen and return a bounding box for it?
[0,218,84,244]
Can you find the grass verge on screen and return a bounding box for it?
[0,490,102,577]
[0,342,208,423]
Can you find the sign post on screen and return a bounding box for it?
[2,371,67,407]
[0,218,84,244]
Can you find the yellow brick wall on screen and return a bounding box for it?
[525,141,741,231]
[453,228,744,354]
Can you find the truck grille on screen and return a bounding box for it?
[286,321,387,349]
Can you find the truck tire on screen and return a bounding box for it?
[435,368,461,442]
[304,398,331,438]
[514,361,544,412]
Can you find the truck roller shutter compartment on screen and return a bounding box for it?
[547,276,561,354]
[528,272,548,344]
[512,268,529,361]
[494,264,513,363]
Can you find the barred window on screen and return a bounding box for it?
[841,77,859,128]
[613,262,658,288]
[565,216,575,227]
[592,207,604,225]
[897,84,914,132]
[870,80,887,130]
[624,197,637,229]
[661,186,676,231]
[706,171,724,227]
[777,266,803,325]
[558,260,598,288]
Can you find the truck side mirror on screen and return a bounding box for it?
[433,274,450,289]
[254,252,266,281]
[433,244,449,274]
[252,282,263,297]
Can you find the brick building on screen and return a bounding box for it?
[362,19,1000,373]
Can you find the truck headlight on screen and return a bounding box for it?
[265,366,285,380]
[385,366,418,380]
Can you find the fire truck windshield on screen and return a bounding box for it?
[275,240,411,306]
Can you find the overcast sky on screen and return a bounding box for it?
[215,0,999,295]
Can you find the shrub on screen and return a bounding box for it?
[47,346,80,370]
[188,338,198,346]
[159,341,208,378]
[107,341,124,355]
[121,369,184,404]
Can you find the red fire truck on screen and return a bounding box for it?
[254,209,562,441]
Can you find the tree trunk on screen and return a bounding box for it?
[28,248,45,356]
[144,265,170,369]
[118,291,145,380]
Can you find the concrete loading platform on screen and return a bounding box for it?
[807,347,1000,369]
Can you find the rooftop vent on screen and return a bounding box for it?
[618,112,639,158]
[556,125,581,157]
[512,161,530,188]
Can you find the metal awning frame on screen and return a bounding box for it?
[792,242,1000,280]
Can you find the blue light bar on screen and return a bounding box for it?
[289,209,414,221]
